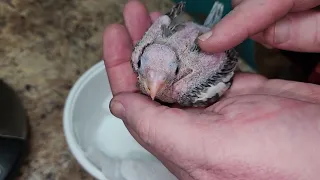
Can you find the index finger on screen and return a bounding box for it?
[124,0,153,45]
[198,0,320,53]
[103,1,154,95]
[103,24,138,95]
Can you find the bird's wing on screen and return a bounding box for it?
[198,48,239,87]
[165,1,185,19]
[162,2,187,38]
[219,48,239,76]
[173,48,239,106]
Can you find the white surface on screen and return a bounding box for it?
[63,61,177,180]
[95,114,150,158]
[120,159,178,180]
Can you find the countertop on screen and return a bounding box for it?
[0,0,174,179]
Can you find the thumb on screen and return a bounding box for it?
[109,92,199,159]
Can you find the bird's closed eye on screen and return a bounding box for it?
[175,66,179,75]
[137,59,141,68]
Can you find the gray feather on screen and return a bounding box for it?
[203,1,224,28]
[165,1,185,19]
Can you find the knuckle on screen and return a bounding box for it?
[103,23,124,36]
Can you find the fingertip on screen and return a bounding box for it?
[109,98,126,120]
[250,33,274,49]
[197,28,243,53]
[250,33,266,44]
[123,0,152,44]
[150,12,161,22]
[197,9,248,53]
[103,23,132,68]
[103,23,124,40]
[103,23,128,44]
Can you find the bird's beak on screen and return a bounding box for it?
[147,80,165,100]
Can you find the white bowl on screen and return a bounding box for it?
[63,61,176,180]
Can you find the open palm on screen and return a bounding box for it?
[103,1,320,180]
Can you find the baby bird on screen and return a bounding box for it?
[131,1,239,107]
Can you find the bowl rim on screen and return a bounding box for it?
[63,60,107,180]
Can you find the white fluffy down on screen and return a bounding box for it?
[194,72,234,102]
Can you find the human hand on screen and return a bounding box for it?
[198,0,320,53]
[103,1,320,180]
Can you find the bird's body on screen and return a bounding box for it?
[131,1,239,107]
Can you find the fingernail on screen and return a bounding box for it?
[274,17,291,44]
[110,100,126,120]
[198,31,212,41]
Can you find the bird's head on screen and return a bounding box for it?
[137,44,179,100]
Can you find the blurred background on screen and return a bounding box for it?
[0,0,319,179]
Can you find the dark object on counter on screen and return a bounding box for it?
[279,51,320,84]
[0,79,29,180]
